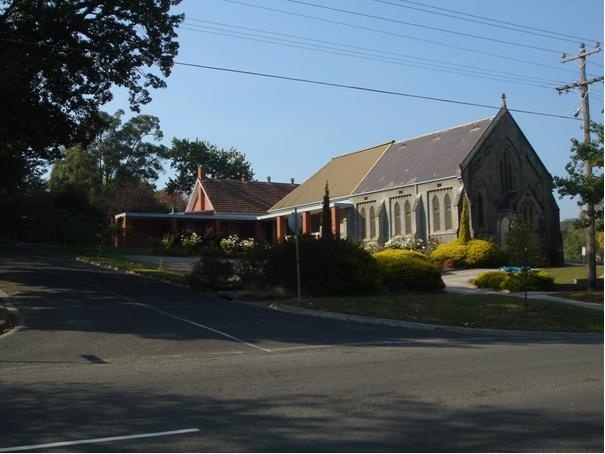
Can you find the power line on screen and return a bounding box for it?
[222,0,584,77]
[285,0,564,54]
[0,36,582,120]
[172,61,581,121]
[183,20,564,87]
[182,25,554,89]
[378,0,598,43]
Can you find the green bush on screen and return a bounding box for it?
[429,241,468,267]
[188,257,234,290]
[374,250,444,291]
[474,270,554,291]
[430,239,506,268]
[474,271,508,289]
[503,271,554,292]
[465,240,507,267]
[373,248,428,262]
[264,238,381,296]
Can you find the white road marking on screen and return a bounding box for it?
[132,302,272,353]
[61,272,272,353]
[0,428,200,452]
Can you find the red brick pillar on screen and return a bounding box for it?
[170,218,178,234]
[302,211,312,235]
[331,207,340,239]
[214,219,222,236]
[121,216,128,247]
[276,216,286,242]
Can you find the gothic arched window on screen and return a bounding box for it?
[404,200,412,235]
[360,207,366,239]
[444,193,452,231]
[393,202,401,236]
[369,206,377,239]
[432,196,440,232]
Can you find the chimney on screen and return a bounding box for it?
[197,165,205,180]
[290,178,294,184]
[267,176,271,183]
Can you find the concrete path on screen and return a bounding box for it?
[124,255,198,272]
[441,268,603,311]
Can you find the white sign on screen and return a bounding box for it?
[582,246,586,257]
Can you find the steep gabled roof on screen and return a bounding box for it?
[269,141,392,211]
[353,117,494,194]
[190,179,298,214]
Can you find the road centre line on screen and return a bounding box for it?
[0,428,200,452]
[58,271,272,353]
[132,302,272,353]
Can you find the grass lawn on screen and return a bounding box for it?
[535,265,604,304]
[35,243,188,285]
[286,293,603,332]
[537,265,604,284]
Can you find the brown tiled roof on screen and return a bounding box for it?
[353,117,494,194]
[199,179,298,214]
[270,142,392,211]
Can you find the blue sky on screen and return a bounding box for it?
[106,0,604,220]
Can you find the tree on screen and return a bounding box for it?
[506,219,542,308]
[51,110,166,190]
[164,138,254,194]
[554,122,604,289]
[320,182,332,240]
[457,195,471,243]
[0,0,183,160]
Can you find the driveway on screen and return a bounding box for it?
[441,268,603,311]
[0,245,602,452]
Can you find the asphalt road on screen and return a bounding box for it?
[0,245,603,452]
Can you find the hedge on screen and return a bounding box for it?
[430,239,506,268]
[474,270,554,291]
[374,250,444,291]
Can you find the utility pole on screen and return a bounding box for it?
[556,42,603,290]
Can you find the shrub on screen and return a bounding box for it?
[430,239,506,268]
[264,238,381,296]
[465,239,507,267]
[473,270,554,292]
[374,250,444,291]
[502,271,554,292]
[384,237,425,252]
[220,234,258,257]
[160,232,180,250]
[474,271,508,289]
[362,241,383,254]
[188,257,234,290]
[373,248,428,262]
[430,241,468,267]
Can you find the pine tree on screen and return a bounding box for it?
[321,182,333,240]
[457,195,471,243]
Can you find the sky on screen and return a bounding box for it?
[105,0,604,220]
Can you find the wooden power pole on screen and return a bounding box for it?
[556,42,603,290]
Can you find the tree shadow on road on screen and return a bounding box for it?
[1,382,602,452]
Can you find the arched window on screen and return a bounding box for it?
[444,193,452,230]
[369,206,376,239]
[476,192,485,229]
[500,153,510,192]
[432,196,440,232]
[393,202,401,236]
[522,202,534,224]
[360,207,366,239]
[404,200,412,235]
